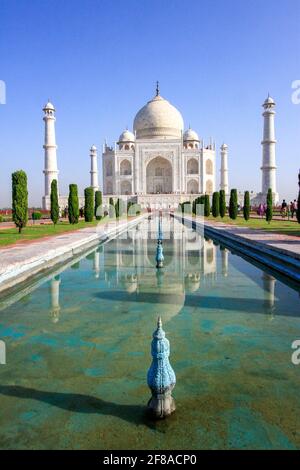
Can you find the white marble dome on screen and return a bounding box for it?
[118,129,135,142]
[133,94,184,139]
[183,128,199,141]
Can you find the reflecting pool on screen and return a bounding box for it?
[0,216,299,449]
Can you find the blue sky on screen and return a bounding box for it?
[0,0,299,207]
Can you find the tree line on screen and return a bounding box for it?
[179,186,298,224]
[10,170,141,233]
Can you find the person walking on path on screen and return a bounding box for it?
[257,203,264,217]
[291,199,297,218]
[281,199,287,218]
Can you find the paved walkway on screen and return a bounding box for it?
[0,216,143,293]
[205,219,300,260]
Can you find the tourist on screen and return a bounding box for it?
[281,199,287,218]
[257,203,264,217]
[291,199,297,218]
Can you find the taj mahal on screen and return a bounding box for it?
[42,83,279,210]
[102,82,217,203]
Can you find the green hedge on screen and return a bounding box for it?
[12,170,28,233]
[266,188,273,223]
[68,184,79,224]
[229,189,238,220]
[219,190,226,218]
[212,192,220,217]
[243,191,250,221]
[204,195,210,217]
[50,179,59,225]
[95,190,103,220]
[84,187,94,222]
[32,211,42,220]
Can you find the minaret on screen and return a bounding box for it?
[220,143,229,195]
[43,100,58,210]
[261,95,279,203]
[90,145,99,191]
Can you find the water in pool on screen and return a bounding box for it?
[0,216,299,449]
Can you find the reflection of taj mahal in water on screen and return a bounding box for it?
[49,218,277,323]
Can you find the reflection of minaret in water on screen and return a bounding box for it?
[262,272,276,318]
[93,251,100,279]
[50,275,61,323]
[221,247,229,277]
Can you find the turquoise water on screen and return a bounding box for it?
[0,216,299,449]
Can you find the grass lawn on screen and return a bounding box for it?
[205,215,300,237]
[0,217,125,247]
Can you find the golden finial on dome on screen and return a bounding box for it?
[156,81,160,96]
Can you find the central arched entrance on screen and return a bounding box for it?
[146,157,172,194]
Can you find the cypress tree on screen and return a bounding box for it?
[193,196,202,216]
[109,197,115,218]
[84,187,94,222]
[115,198,120,219]
[243,191,250,221]
[50,179,59,226]
[219,190,226,218]
[68,184,79,224]
[212,191,220,217]
[94,190,102,220]
[192,198,196,215]
[229,189,238,220]
[266,188,273,223]
[204,194,210,217]
[12,170,28,233]
[127,200,132,215]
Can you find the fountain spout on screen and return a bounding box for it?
[147,317,176,418]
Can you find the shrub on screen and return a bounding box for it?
[127,201,133,214]
[32,211,42,220]
[115,198,121,219]
[204,194,210,217]
[94,190,102,220]
[229,189,238,220]
[243,191,250,221]
[84,187,94,222]
[12,170,28,233]
[50,179,59,225]
[212,192,220,217]
[109,197,115,218]
[192,196,202,215]
[219,190,226,218]
[0,215,3,223]
[266,188,273,223]
[68,184,79,224]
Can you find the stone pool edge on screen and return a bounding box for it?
[174,214,300,283]
[0,215,146,295]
